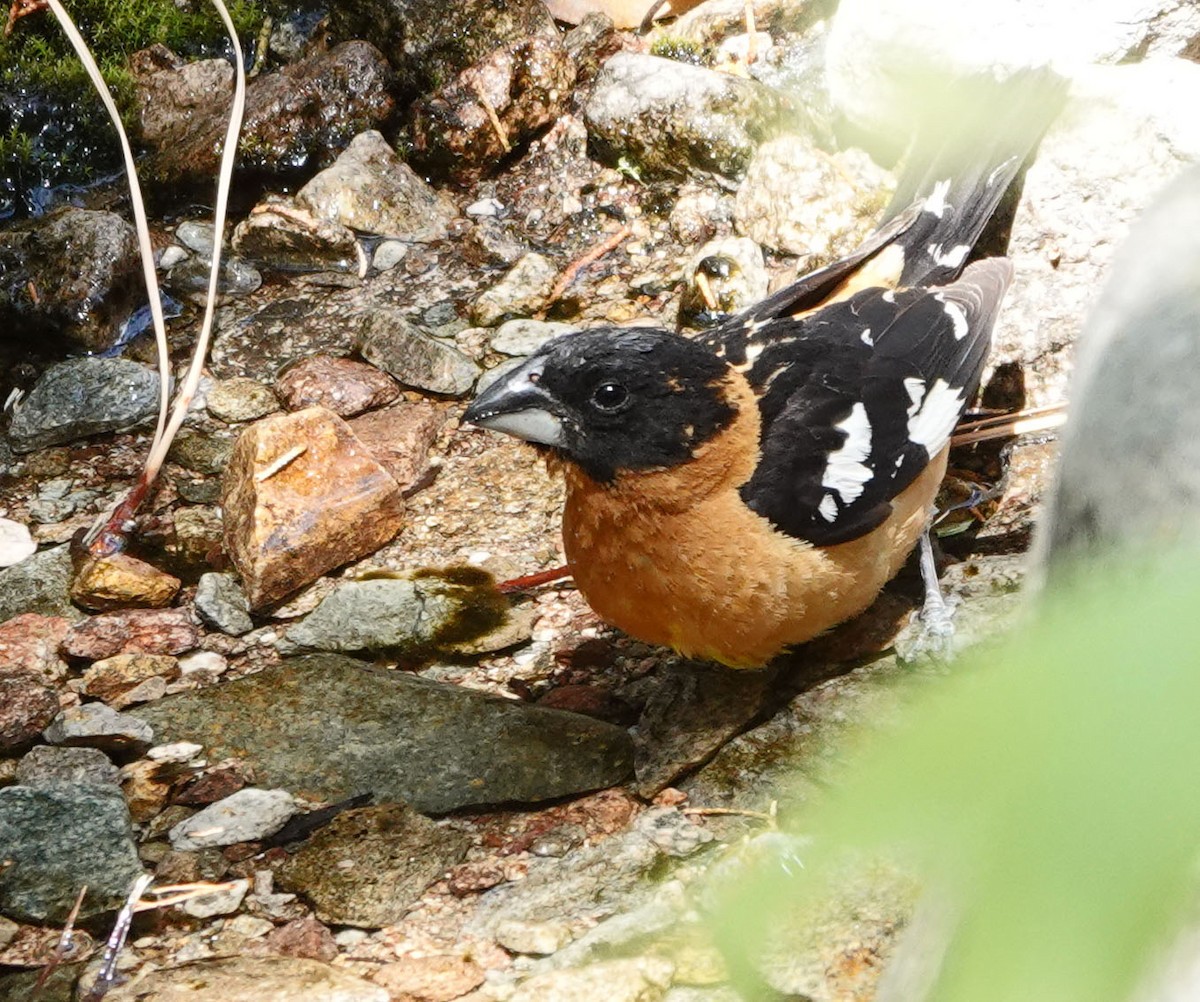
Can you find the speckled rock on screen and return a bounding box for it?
[347,402,445,489]
[166,253,263,299]
[42,702,154,758]
[0,615,70,681]
[469,252,559,327]
[232,205,363,274]
[169,789,297,850]
[297,130,458,241]
[357,312,481,396]
[194,573,254,636]
[7,357,160,453]
[584,52,790,180]
[61,608,199,660]
[276,803,471,927]
[82,654,180,706]
[490,319,576,356]
[134,654,635,813]
[69,553,181,612]
[0,783,144,923]
[0,669,59,753]
[15,746,120,789]
[372,955,485,1001]
[275,354,400,417]
[103,955,389,1002]
[221,407,406,609]
[206,377,280,423]
[0,546,77,624]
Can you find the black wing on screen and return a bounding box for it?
[711,259,1012,546]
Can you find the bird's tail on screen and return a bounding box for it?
[880,67,1068,288]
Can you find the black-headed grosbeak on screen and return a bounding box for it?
[465,71,1065,668]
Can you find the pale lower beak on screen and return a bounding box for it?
[463,356,566,447]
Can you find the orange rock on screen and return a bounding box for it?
[222,406,406,609]
[70,553,181,612]
[82,652,180,705]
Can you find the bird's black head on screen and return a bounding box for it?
[464,327,738,482]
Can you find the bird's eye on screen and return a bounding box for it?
[590,381,629,411]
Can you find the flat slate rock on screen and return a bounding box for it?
[134,654,634,813]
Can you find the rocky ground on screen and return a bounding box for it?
[0,0,1198,999]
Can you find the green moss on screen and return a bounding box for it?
[649,35,708,66]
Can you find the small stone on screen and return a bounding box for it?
[0,670,59,753]
[228,913,275,939]
[15,745,120,789]
[347,402,445,490]
[168,430,234,474]
[232,205,362,274]
[263,915,338,962]
[509,958,675,1002]
[275,354,400,418]
[0,519,35,567]
[159,244,189,268]
[167,254,262,298]
[221,407,406,609]
[182,877,250,918]
[195,572,254,636]
[173,763,247,805]
[207,377,280,423]
[496,918,574,956]
[147,741,204,763]
[7,357,159,453]
[469,252,558,327]
[169,788,297,850]
[82,653,180,705]
[275,803,471,928]
[0,613,71,682]
[357,312,481,397]
[0,544,77,623]
[120,759,174,822]
[175,220,217,255]
[43,702,154,758]
[70,553,181,612]
[372,240,408,271]
[372,955,485,1001]
[62,608,199,660]
[177,651,229,677]
[296,130,458,241]
[490,319,575,356]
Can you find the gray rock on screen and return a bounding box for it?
[584,52,790,181]
[7,357,160,453]
[167,253,263,298]
[0,208,141,352]
[175,220,217,255]
[43,702,155,758]
[276,803,471,927]
[169,788,297,850]
[103,955,388,1002]
[277,572,504,656]
[491,319,575,357]
[297,130,458,241]
[195,573,255,636]
[357,311,481,396]
[469,252,559,327]
[182,877,251,918]
[15,746,120,789]
[0,783,144,923]
[0,544,77,623]
[372,240,408,271]
[134,654,634,813]
[0,669,59,753]
[167,429,234,475]
[206,377,279,423]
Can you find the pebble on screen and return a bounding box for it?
[176,220,218,255]
[169,788,298,850]
[0,670,61,753]
[490,319,575,356]
[469,252,558,327]
[194,573,255,635]
[0,519,35,567]
[275,354,400,418]
[147,741,204,763]
[496,918,575,956]
[206,377,280,423]
[371,239,408,271]
[182,877,251,918]
[15,745,120,788]
[372,955,485,1000]
[357,311,482,397]
[177,650,229,677]
[42,702,154,758]
[7,357,159,453]
[69,552,181,612]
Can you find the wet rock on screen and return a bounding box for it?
[677,236,769,328]
[0,784,143,923]
[166,254,263,299]
[103,955,389,1002]
[15,746,119,789]
[182,878,251,919]
[146,42,395,185]
[276,803,471,927]
[0,209,141,352]
[82,653,180,706]
[7,358,159,454]
[584,52,789,180]
[62,608,200,660]
[357,312,481,396]
[734,135,893,261]
[331,0,558,99]
[169,788,297,850]
[469,252,559,327]
[347,402,445,490]
[410,35,576,183]
[42,703,154,758]
[170,506,225,571]
[262,915,338,962]
[168,430,235,475]
[206,377,279,423]
[0,613,71,682]
[276,354,400,418]
[0,670,58,754]
[372,955,485,1000]
[277,569,506,656]
[134,654,635,813]
[297,130,458,241]
[221,407,406,609]
[232,205,363,274]
[491,319,576,356]
[510,958,675,1001]
[131,45,234,147]
[0,519,35,568]
[69,553,181,612]
[174,219,219,256]
[0,546,77,624]
[194,573,254,636]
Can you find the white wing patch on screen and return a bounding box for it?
[821,402,873,504]
[924,178,951,219]
[818,493,838,522]
[860,327,874,346]
[928,242,971,269]
[906,377,965,452]
[943,300,969,340]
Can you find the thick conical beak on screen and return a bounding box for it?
[463,355,566,446]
